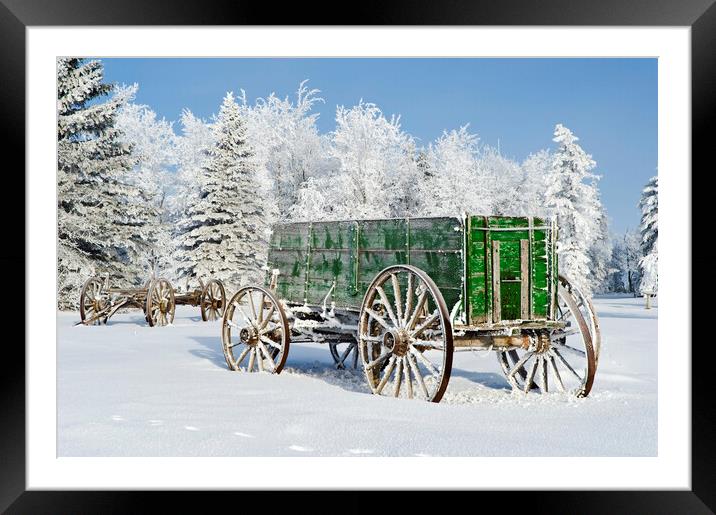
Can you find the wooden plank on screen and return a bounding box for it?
[520,239,530,320]
[492,240,501,323]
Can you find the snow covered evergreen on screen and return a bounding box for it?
[544,124,602,294]
[417,126,488,217]
[638,176,658,294]
[115,103,178,278]
[57,58,155,308]
[240,81,335,220]
[174,92,268,290]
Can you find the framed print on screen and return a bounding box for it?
[4,0,709,511]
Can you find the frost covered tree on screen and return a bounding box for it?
[478,146,523,215]
[174,92,268,290]
[417,126,490,217]
[544,124,602,294]
[240,81,335,219]
[608,229,642,293]
[291,101,417,220]
[173,109,215,222]
[519,149,551,217]
[638,176,658,294]
[57,58,155,308]
[115,103,178,276]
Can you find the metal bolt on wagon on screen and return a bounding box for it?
[220,214,601,403]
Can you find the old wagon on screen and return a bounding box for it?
[79,275,226,327]
[220,215,601,403]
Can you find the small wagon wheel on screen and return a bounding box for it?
[221,285,290,374]
[358,265,454,403]
[496,275,597,397]
[145,278,176,327]
[79,276,109,325]
[329,338,360,370]
[200,278,226,322]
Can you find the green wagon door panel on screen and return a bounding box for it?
[466,215,554,324]
[266,222,312,303]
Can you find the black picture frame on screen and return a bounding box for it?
[2,0,707,512]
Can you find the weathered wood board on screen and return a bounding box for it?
[266,214,556,324]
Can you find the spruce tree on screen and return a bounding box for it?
[638,176,658,293]
[544,124,600,294]
[174,92,268,290]
[57,58,155,308]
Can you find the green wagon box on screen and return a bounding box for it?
[220,214,601,403]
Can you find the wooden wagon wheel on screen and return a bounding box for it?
[221,285,290,374]
[79,276,109,325]
[145,278,176,327]
[329,339,360,370]
[200,278,226,322]
[496,275,597,397]
[358,265,454,403]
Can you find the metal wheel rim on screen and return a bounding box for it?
[358,265,453,403]
[79,277,107,325]
[496,276,596,397]
[221,285,290,374]
[146,278,175,327]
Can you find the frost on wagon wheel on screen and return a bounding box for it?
[200,278,226,322]
[79,276,109,325]
[358,265,454,403]
[496,275,597,397]
[221,285,290,374]
[145,278,176,327]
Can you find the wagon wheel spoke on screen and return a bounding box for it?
[402,358,413,399]
[553,342,586,357]
[523,357,539,393]
[549,354,566,392]
[551,348,583,382]
[407,353,429,399]
[410,310,439,338]
[364,308,390,331]
[375,356,397,395]
[390,273,403,323]
[406,291,428,331]
[403,273,414,326]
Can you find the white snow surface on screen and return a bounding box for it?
[58,294,656,457]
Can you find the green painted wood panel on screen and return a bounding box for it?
[466,215,555,324]
[267,214,556,322]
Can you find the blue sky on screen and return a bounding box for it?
[101,58,657,234]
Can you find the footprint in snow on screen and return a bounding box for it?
[233,432,255,438]
[111,415,125,421]
[289,445,313,452]
[185,426,199,431]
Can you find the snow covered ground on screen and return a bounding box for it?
[57,294,657,457]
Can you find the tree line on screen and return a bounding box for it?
[57,58,657,309]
